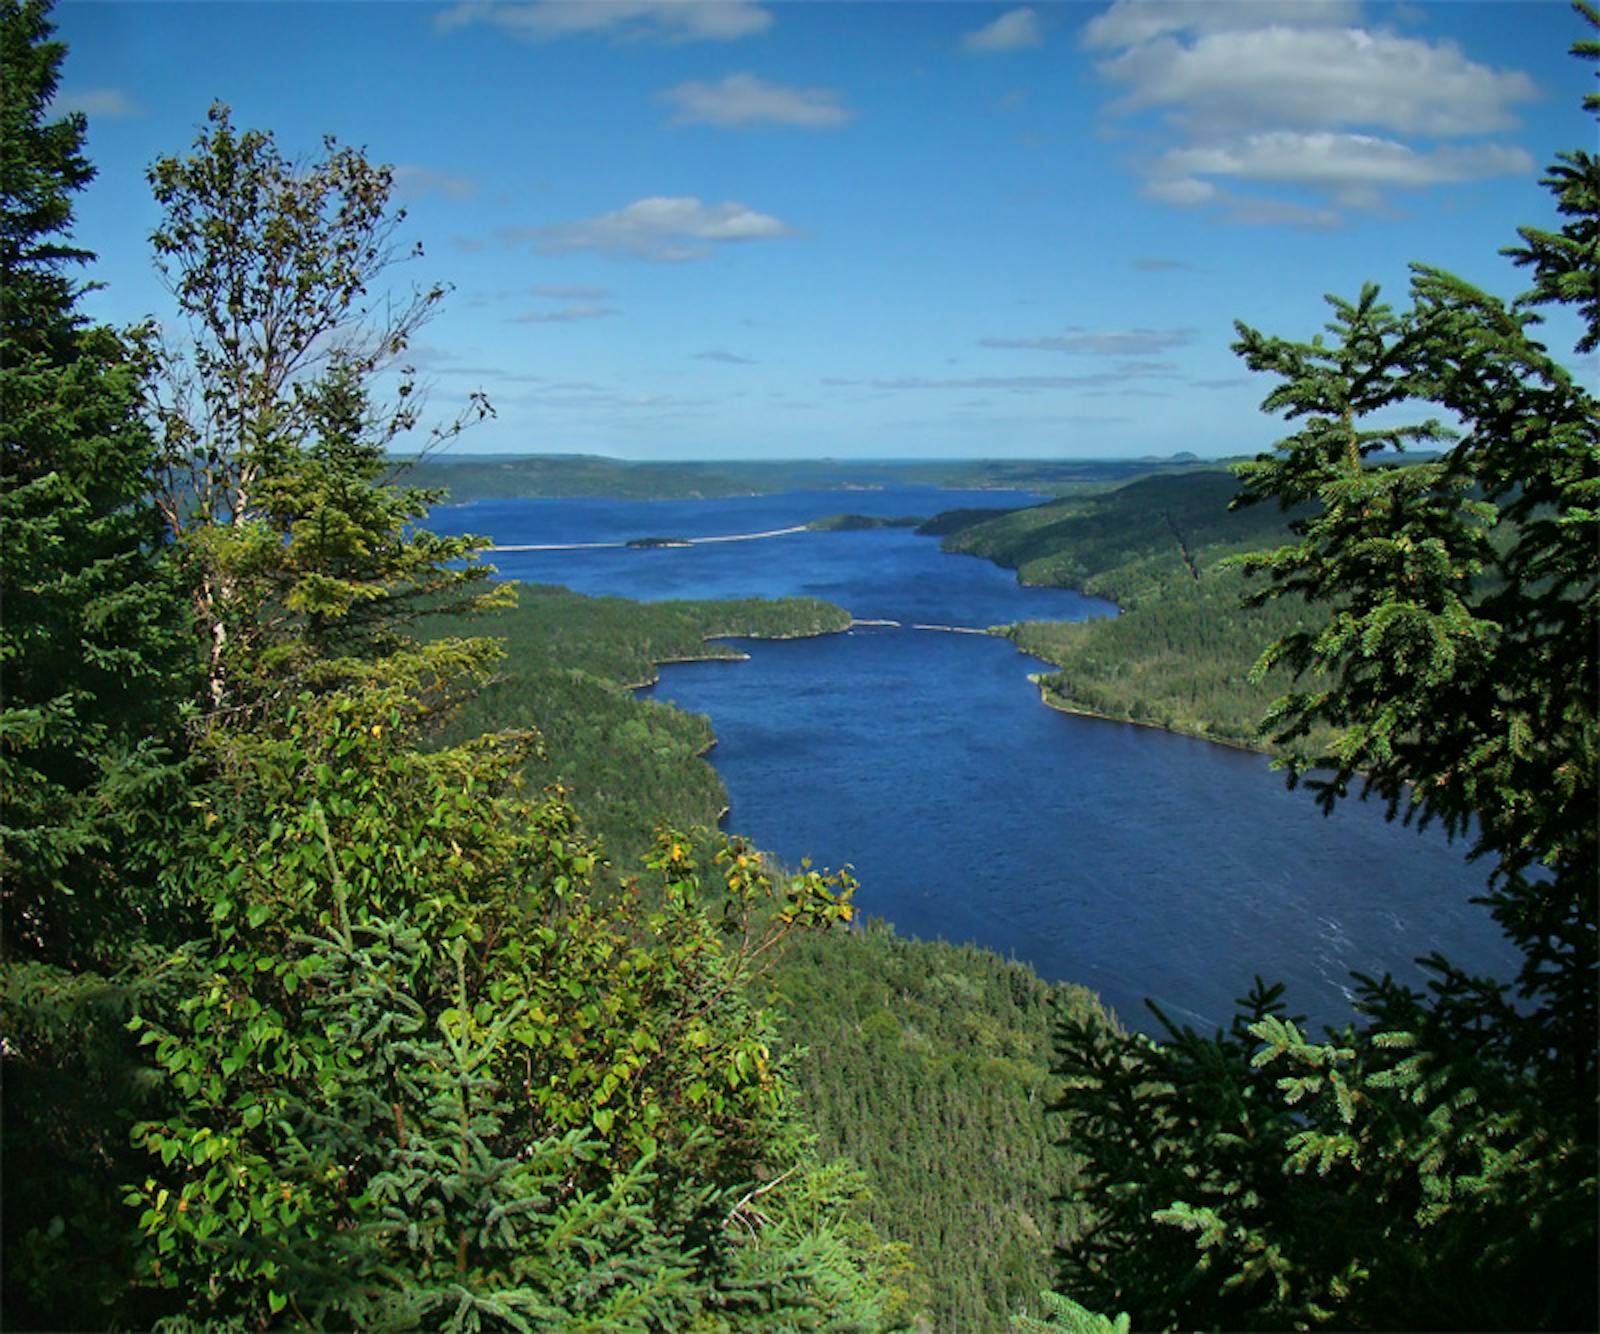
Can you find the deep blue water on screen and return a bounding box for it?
[430,489,1519,1034]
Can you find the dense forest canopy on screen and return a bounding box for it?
[2,1,1595,1331]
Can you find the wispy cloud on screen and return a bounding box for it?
[50,87,139,118]
[1085,0,1538,224]
[437,0,771,44]
[393,165,477,201]
[979,327,1194,356]
[1132,256,1194,272]
[509,302,620,323]
[532,283,612,300]
[513,196,793,262]
[963,8,1043,53]
[695,349,757,364]
[824,365,1177,392]
[661,73,853,129]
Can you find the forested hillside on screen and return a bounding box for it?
[933,471,1327,749]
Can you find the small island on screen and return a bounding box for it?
[805,512,927,531]
[625,535,692,548]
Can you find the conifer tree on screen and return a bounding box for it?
[0,3,195,1323]
[0,0,190,966]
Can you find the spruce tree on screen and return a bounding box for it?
[0,3,194,1323]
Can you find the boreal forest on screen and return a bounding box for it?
[1,1,1595,1330]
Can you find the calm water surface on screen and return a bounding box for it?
[432,488,1517,1033]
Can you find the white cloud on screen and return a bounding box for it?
[1148,132,1532,206]
[521,196,793,261]
[392,165,477,200]
[50,87,139,118]
[437,0,771,43]
[1085,0,1539,225]
[980,327,1194,356]
[964,8,1043,53]
[1099,25,1538,137]
[661,73,853,128]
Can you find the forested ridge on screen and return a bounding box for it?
[400,454,1212,505]
[3,2,1596,1331]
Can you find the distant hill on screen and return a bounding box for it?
[393,452,1229,502]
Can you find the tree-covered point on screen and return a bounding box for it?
[422,587,850,872]
[932,470,1325,750]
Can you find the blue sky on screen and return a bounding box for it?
[53,0,1595,459]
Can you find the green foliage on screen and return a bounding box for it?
[0,0,192,967]
[136,102,497,709]
[124,667,890,1329]
[3,54,907,1327]
[1011,1290,1129,1334]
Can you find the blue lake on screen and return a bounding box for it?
[430,487,1519,1034]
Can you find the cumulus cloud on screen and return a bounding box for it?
[392,165,477,200]
[437,0,771,43]
[1098,25,1537,136]
[661,73,853,128]
[980,327,1194,356]
[511,196,793,261]
[50,87,139,118]
[1085,0,1539,224]
[963,8,1042,53]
